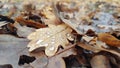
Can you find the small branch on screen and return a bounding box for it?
[49,43,76,58]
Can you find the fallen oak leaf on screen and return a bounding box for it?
[98,33,120,47]
[77,42,120,57]
[27,24,73,56]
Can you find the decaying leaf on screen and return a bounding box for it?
[98,33,120,47]
[27,24,73,56]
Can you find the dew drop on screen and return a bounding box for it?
[36,40,43,44]
[66,33,70,37]
[44,44,48,47]
[49,47,55,51]
[51,41,55,44]
[47,35,50,37]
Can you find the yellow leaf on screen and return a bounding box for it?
[27,24,72,56]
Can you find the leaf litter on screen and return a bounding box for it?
[0,0,120,68]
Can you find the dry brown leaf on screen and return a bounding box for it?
[27,24,73,56]
[77,42,120,57]
[98,33,120,47]
[15,16,46,28]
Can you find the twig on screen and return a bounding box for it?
[49,43,76,58]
